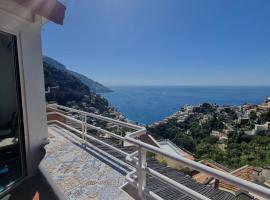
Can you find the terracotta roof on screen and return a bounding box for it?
[184,153,194,160]
[139,134,159,147]
[12,0,66,24]
[192,160,229,184]
[219,166,254,193]
[192,172,214,184]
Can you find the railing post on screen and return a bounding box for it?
[81,114,87,145]
[84,114,87,142]
[81,114,84,143]
[138,146,146,199]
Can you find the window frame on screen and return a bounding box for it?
[0,20,30,198]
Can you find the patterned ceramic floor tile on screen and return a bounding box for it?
[43,126,133,200]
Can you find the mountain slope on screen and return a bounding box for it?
[69,71,112,93]
[44,62,107,113]
[43,60,125,121]
[43,56,112,93]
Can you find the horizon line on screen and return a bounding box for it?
[106,84,270,87]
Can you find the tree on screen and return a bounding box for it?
[249,111,257,122]
[203,135,218,145]
[227,130,244,144]
[174,133,196,153]
[196,143,225,164]
[258,111,270,124]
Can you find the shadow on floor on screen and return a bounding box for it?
[1,170,58,200]
[121,183,139,200]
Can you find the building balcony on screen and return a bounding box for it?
[44,104,270,200]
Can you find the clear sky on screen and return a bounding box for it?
[42,0,270,86]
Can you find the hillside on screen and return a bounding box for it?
[43,61,122,119]
[148,103,270,169]
[43,56,112,93]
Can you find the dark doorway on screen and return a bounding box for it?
[0,31,26,195]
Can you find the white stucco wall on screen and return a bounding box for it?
[0,2,47,176]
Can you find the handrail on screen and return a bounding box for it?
[125,137,270,199]
[158,139,189,155]
[145,167,210,200]
[47,114,129,157]
[47,104,270,200]
[48,104,144,130]
[48,121,131,173]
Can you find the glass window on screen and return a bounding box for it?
[0,31,26,194]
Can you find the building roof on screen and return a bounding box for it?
[219,166,254,193]
[139,134,160,147]
[192,172,214,184]
[12,0,66,24]
[192,160,230,184]
[157,139,194,160]
[146,158,237,200]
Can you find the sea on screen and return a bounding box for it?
[102,86,270,125]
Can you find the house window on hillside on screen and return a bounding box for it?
[0,31,26,194]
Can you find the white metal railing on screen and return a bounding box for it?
[46,104,270,200]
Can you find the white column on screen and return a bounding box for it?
[138,147,147,199]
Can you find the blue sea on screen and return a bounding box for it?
[102,86,270,125]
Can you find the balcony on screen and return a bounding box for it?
[45,104,270,200]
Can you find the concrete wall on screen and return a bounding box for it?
[0,1,47,177]
[254,122,270,134]
[47,112,67,125]
[155,153,194,170]
[262,169,270,184]
[156,154,184,170]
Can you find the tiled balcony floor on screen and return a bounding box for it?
[42,125,132,200]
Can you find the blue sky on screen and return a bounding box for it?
[42,0,270,86]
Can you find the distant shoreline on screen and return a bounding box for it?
[102,86,270,125]
[106,85,270,88]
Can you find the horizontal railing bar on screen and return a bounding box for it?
[47,108,145,141]
[48,119,128,157]
[48,105,144,131]
[49,124,132,173]
[85,123,125,141]
[48,111,126,141]
[126,151,139,163]
[84,142,131,174]
[143,188,165,200]
[126,137,270,199]
[47,111,83,125]
[47,105,147,139]
[127,129,147,138]
[48,120,83,136]
[83,132,129,157]
[126,169,137,187]
[145,167,210,200]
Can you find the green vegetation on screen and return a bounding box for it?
[44,61,130,136]
[160,160,168,166]
[196,135,270,169]
[258,111,270,124]
[44,61,113,116]
[43,56,112,93]
[148,103,270,169]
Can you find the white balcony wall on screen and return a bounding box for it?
[0,1,47,176]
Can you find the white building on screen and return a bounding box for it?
[0,0,65,197]
[155,140,194,169]
[253,122,270,135]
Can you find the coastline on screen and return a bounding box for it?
[103,86,270,125]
